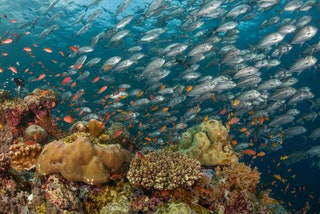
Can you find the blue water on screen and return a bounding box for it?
[1,0,320,212]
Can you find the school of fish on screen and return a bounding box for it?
[0,0,320,210]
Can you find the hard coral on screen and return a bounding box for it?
[178,119,238,166]
[127,151,201,190]
[9,141,42,171]
[36,136,132,185]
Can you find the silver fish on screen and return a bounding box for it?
[187,43,212,56]
[269,114,295,126]
[288,56,317,73]
[291,25,318,44]
[257,32,285,48]
[270,87,297,100]
[257,79,282,91]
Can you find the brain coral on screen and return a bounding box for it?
[178,119,238,166]
[36,136,132,185]
[127,151,201,190]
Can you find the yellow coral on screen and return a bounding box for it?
[178,119,238,166]
[36,202,46,214]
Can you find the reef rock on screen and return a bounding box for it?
[24,125,48,145]
[36,136,132,185]
[178,119,238,166]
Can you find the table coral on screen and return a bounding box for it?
[178,119,238,166]
[127,150,201,190]
[9,141,42,171]
[36,135,132,185]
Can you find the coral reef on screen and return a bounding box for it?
[0,88,288,214]
[36,135,132,185]
[24,88,58,120]
[9,141,42,171]
[127,150,201,190]
[178,119,238,166]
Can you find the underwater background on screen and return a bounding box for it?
[0,0,320,213]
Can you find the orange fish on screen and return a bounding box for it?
[23,47,32,52]
[256,151,266,157]
[9,19,17,23]
[37,73,46,80]
[43,47,53,53]
[69,45,79,52]
[8,66,17,73]
[160,84,166,90]
[92,76,100,83]
[2,52,8,56]
[259,115,264,124]
[162,107,169,112]
[219,108,227,115]
[2,38,13,44]
[114,129,123,138]
[136,90,144,97]
[241,149,256,156]
[159,125,167,133]
[229,116,240,125]
[135,151,146,160]
[185,85,193,93]
[144,137,152,142]
[232,99,240,107]
[98,86,108,94]
[103,64,113,71]
[59,51,65,57]
[63,115,75,123]
[61,77,71,85]
[239,127,247,132]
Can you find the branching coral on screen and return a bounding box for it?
[9,141,42,171]
[127,151,201,190]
